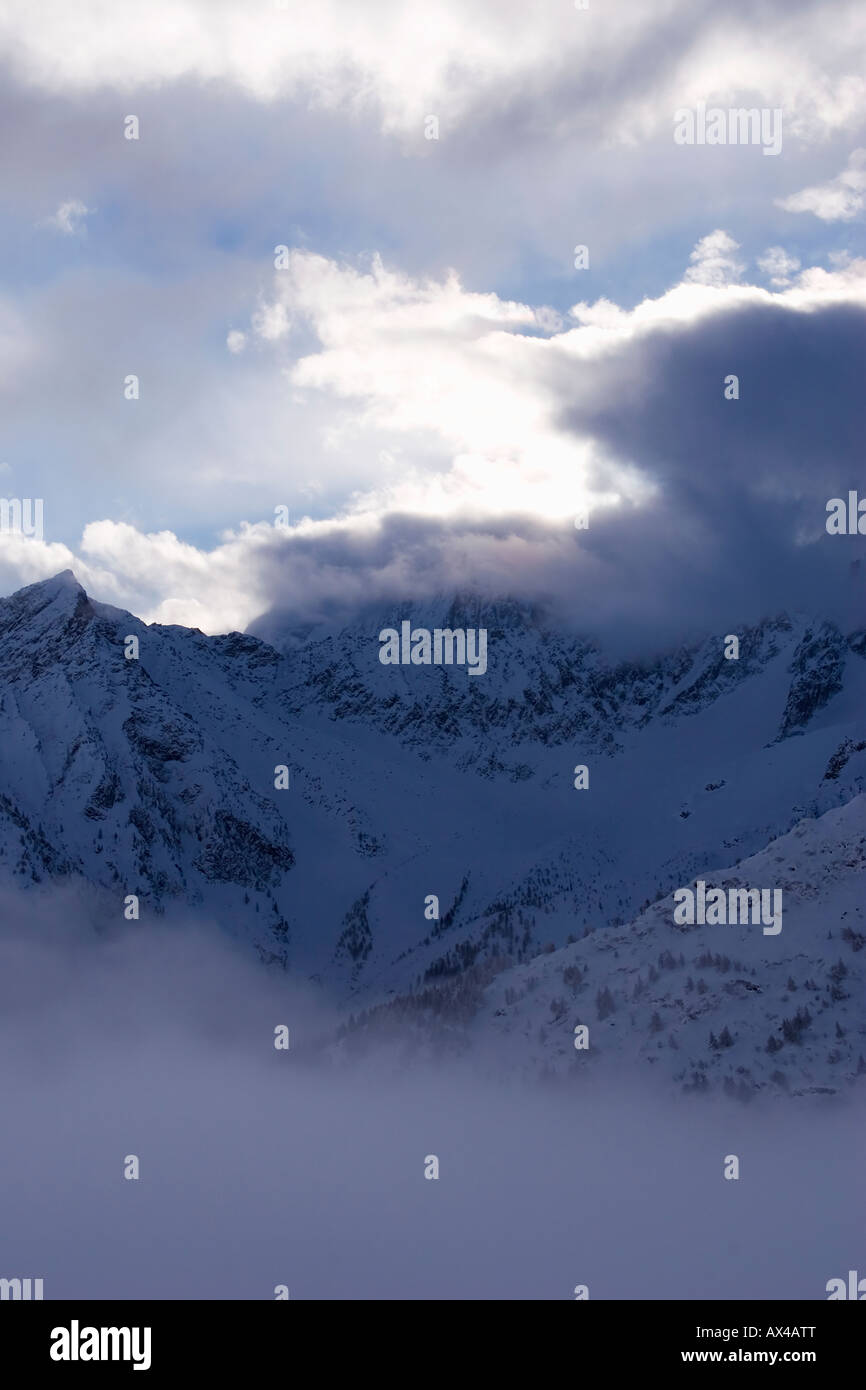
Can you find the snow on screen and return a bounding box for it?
[0,571,863,1097]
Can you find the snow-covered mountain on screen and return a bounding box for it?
[1,570,864,1095]
[340,795,866,1099]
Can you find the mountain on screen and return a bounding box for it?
[339,794,866,1098]
[1,571,864,1094]
[256,599,864,771]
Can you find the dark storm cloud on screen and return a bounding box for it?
[568,301,866,497]
[247,293,866,654]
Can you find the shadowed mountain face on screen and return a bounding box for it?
[1,571,864,1094]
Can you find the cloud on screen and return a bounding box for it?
[249,249,629,526]
[38,197,92,235]
[0,0,863,145]
[684,230,746,287]
[757,246,802,286]
[242,241,866,532]
[0,4,864,568]
[0,239,864,649]
[1,252,866,647]
[0,884,863,1298]
[777,148,866,221]
[251,299,290,342]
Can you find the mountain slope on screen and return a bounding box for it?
[338,795,866,1097]
[0,571,863,1095]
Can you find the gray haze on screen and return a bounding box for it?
[0,888,860,1300]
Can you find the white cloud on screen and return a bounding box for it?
[0,0,863,144]
[776,149,866,221]
[0,523,276,632]
[79,520,269,631]
[757,246,802,286]
[226,330,247,354]
[684,230,745,287]
[251,300,290,342]
[39,198,92,235]
[248,249,644,524]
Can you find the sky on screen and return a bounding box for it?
[0,0,864,637]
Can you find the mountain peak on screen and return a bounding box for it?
[33,568,84,593]
[0,570,95,656]
[11,569,87,605]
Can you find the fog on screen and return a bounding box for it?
[0,888,861,1300]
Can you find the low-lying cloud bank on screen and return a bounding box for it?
[0,887,861,1299]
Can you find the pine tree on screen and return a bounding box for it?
[595,986,615,1020]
